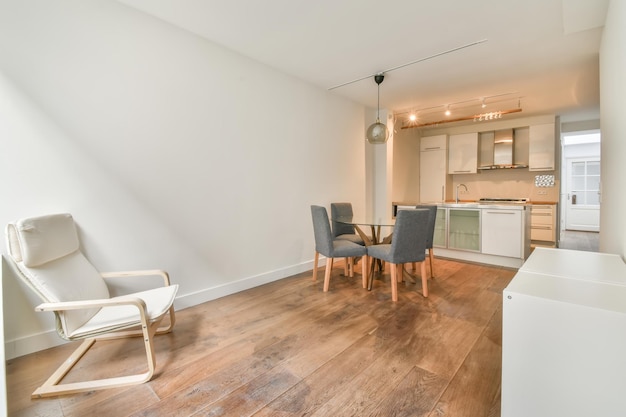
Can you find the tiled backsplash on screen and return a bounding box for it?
[452,169,560,202]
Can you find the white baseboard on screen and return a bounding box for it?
[435,248,523,268]
[4,259,319,360]
[4,331,66,361]
[174,260,316,310]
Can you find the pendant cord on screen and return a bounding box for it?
[376,83,380,122]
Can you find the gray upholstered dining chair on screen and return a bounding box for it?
[311,205,369,292]
[412,204,438,279]
[367,209,430,301]
[330,202,365,245]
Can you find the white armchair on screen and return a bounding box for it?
[5,213,178,398]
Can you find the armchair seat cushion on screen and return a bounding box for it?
[67,284,179,339]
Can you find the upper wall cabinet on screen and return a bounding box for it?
[420,134,447,151]
[448,132,478,174]
[529,123,555,171]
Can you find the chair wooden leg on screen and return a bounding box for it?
[390,263,398,302]
[398,264,403,282]
[421,261,429,297]
[323,258,333,292]
[344,258,348,276]
[348,257,354,277]
[361,255,368,288]
[313,251,319,281]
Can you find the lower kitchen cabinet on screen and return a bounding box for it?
[433,207,447,247]
[394,202,530,268]
[530,204,556,246]
[448,209,480,251]
[481,208,523,258]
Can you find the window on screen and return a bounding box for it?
[571,160,600,206]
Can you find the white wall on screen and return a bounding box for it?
[599,0,626,256]
[0,0,367,358]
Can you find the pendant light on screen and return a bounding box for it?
[366,74,389,144]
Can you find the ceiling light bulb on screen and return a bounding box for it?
[445,106,451,116]
[409,113,417,122]
[481,99,487,108]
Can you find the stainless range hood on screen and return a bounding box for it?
[479,129,528,170]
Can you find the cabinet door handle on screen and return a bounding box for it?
[441,185,444,201]
[485,211,515,214]
[453,170,472,173]
[424,146,440,150]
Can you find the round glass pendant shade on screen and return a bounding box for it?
[366,120,389,144]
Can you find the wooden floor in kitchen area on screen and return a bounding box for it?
[8,257,514,417]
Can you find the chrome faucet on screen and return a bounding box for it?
[456,183,468,203]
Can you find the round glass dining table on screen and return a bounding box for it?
[332,216,395,246]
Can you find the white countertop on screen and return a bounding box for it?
[518,247,626,285]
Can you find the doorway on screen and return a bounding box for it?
[560,132,601,232]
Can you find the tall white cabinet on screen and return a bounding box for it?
[420,135,448,202]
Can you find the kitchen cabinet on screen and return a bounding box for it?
[448,132,478,174]
[478,131,495,167]
[416,202,531,268]
[448,208,480,251]
[420,135,448,202]
[481,207,523,258]
[530,204,556,246]
[528,123,555,171]
[433,207,447,247]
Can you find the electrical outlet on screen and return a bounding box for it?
[537,190,547,195]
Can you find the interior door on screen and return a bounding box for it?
[565,158,600,231]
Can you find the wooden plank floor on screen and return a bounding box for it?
[6,258,516,417]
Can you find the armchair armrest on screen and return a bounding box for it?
[100,269,171,286]
[36,296,147,313]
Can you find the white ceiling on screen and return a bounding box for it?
[116,0,608,127]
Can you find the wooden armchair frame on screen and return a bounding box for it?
[30,270,176,398]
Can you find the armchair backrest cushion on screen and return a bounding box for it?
[6,213,111,338]
[7,213,79,267]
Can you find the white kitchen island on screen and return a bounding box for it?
[502,247,626,417]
